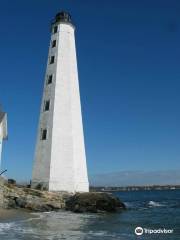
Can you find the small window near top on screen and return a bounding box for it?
[50,56,55,64]
[44,100,50,111]
[41,129,47,140]
[53,26,58,33]
[47,75,53,84]
[52,40,56,48]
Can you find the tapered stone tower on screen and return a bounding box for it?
[32,12,89,192]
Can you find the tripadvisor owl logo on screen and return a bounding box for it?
[135,227,144,235]
[135,227,173,235]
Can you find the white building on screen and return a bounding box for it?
[32,12,89,192]
[0,111,7,169]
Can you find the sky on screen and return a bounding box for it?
[0,0,180,184]
[90,170,180,186]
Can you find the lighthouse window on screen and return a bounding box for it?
[44,100,50,111]
[47,75,53,84]
[53,26,58,33]
[52,40,56,48]
[50,56,55,64]
[41,129,47,140]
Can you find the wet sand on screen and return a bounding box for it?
[0,209,32,222]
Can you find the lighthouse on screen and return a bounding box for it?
[0,110,7,169]
[32,12,89,192]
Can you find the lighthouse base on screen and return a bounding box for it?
[31,180,89,193]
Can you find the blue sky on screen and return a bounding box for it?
[0,0,180,183]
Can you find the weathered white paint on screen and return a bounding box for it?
[32,20,89,192]
[0,113,7,169]
[0,127,3,168]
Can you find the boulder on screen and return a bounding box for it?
[24,202,54,212]
[65,192,126,213]
[1,182,67,211]
[15,197,27,208]
[6,198,16,208]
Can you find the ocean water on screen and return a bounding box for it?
[0,189,180,240]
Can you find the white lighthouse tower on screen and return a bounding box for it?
[32,12,89,192]
[0,110,7,169]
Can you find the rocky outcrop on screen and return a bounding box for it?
[65,192,126,213]
[1,181,69,211]
[0,177,4,208]
[0,181,126,213]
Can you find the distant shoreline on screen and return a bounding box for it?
[90,185,180,192]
